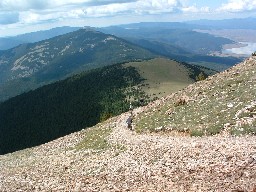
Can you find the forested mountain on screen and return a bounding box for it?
[0,28,154,101]
[0,63,142,155]
[0,58,210,155]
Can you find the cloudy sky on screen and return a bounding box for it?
[0,0,256,37]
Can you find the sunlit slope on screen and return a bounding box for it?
[134,56,256,135]
[125,58,213,98]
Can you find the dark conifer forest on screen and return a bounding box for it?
[0,63,146,155]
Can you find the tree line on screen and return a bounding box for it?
[0,63,147,155]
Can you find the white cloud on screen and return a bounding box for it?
[18,8,91,24]
[84,3,132,17]
[181,5,198,13]
[0,0,51,11]
[136,0,181,14]
[83,0,183,17]
[19,11,62,24]
[200,6,210,13]
[218,0,256,12]
[0,0,215,25]
[0,0,133,11]
[0,0,255,37]
[19,12,40,24]
[0,0,185,25]
[181,5,210,13]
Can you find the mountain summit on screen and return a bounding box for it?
[0,56,255,191]
[0,28,154,101]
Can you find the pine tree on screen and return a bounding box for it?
[196,72,206,81]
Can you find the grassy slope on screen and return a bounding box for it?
[125,58,195,99]
[134,57,256,135]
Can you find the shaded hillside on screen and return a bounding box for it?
[0,28,154,101]
[0,64,144,155]
[0,57,255,192]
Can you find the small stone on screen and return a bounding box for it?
[227,103,234,108]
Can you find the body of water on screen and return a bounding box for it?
[223,42,256,56]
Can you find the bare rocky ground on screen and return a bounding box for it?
[1,57,256,192]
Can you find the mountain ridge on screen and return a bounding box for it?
[0,22,244,71]
[0,26,80,50]
[0,28,155,101]
[0,56,255,191]
[0,57,210,155]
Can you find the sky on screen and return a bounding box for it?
[0,0,256,37]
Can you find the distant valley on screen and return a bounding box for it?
[195,29,256,57]
[99,22,243,71]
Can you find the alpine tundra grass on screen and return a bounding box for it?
[134,57,256,136]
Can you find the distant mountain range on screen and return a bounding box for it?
[99,23,243,70]
[0,26,80,50]
[1,17,255,51]
[185,17,256,30]
[100,25,233,55]
[0,28,154,101]
[1,19,248,73]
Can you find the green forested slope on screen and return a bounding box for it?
[0,64,145,155]
[0,58,212,155]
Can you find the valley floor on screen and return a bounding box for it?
[1,107,256,191]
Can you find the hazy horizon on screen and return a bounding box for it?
[1,0,256,37]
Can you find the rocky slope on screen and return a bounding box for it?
[134,56,256,136]
[0,57,256,191]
